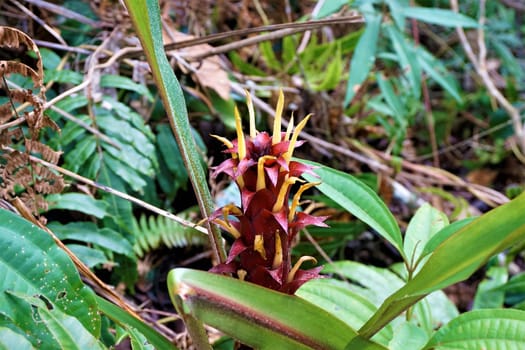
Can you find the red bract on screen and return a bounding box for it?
[210,91,327,294]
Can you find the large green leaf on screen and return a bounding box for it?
[297,279,393,346]
[344,3,381,106]
[0,209,101,346]
[168,268,387,350]
[423,309,525,349]
[299,159,404,259]
[8,292,106,350]
[359,193,525,339]
[0,326,34,350]
[124,0,225,262]
[322,261,405,306]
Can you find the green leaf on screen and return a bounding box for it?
[314,0,349,19]
[315,44,343,91]
[376,74,406,125]
[168,268,387,350]
[8,292,106,350]
[124,0,226,261]
[403,203,448,271]
[416,46,462,103]
[128,327,155,350]
[0,326,34,350]
[66,244,109,268]
[96,296,178,350]
[44,70,83,85]
[298,159,404,259]
[388,322,427,350]
[344,3,381,106]
[322,261,405,306]
[100,74,154,102]
[259,41,282,71]
[50,222,135,258]
[47,193,109,218]
[297,279,393,346]
[0,210,101,342]
[423,309,525,349]
[359,193,525,339]
[473,266,508,309]
[420,217,476,258]
[385,23,420,99]
[402,7,479,28]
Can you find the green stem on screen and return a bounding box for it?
[123,0,226,264]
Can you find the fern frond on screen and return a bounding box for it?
[132,207,208,258]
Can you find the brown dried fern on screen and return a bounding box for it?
[0,26,63,222]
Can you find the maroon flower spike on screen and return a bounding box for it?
[210,91,328,294]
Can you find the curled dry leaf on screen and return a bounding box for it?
[162,29,231,100]
[0,26,43,88]
[0,26,63,220]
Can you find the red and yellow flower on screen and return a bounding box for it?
[210,91,327,294]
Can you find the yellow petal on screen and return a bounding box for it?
[287,256,317,283]
[272,176,300,212]
[237,269,247,281]
[284,114,311,163]
[272,89,284,145]
[246,91,257,138]
[210,134,234,150]
[213,218,241,239]
[254,234,267,260]
[234,106,246,160]
[289,182,320,222]
[256,155,276,192]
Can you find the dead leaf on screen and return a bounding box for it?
[162,28,230,100]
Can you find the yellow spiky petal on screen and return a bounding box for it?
[272,230,283,269]
[288,182,320,222]
[234,106,246,160]
[256,155,276,191]
[214,218,241,239]
[283,114,311,163]
[287,256,317,283]
[272,176,299,212]
[254,234,267,260]
[210,134,234,150]
[272,90,284,145]
[246,91,257,138]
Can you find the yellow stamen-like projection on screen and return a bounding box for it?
[237,269,247,281]
[254,234,267,260]
[272,176,299,213]
[272,90,285,145]
[246,91,257,139]
[283,114,311,163]
[210,134,234,150]
[287,256,317,283]
[256,155,276,191]
[214,204,242,238]
[272,230,283,269]
[234,106,246,160]
[288,182,320,222]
